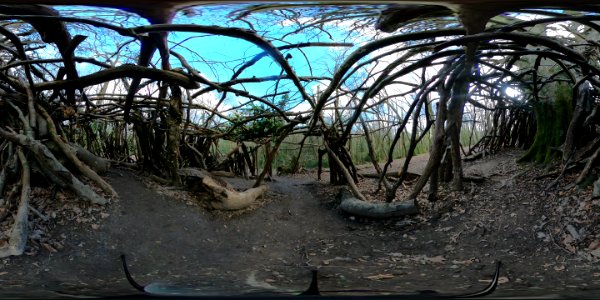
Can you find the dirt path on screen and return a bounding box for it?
[1,151,600,297]
[0,170,351,297]
[354,153,431,175]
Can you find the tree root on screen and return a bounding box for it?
[0,128,107,205]
[202,176,267,210]
[575,145,600,186]
[37,106,117,197]
[0,148,30,258]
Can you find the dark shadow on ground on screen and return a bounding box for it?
[1,151,600,298]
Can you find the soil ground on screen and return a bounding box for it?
[1,150,600,298]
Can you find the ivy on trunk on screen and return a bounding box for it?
[519,83,573,165]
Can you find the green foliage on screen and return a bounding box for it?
[274,134,325,169]
[226,103,285,142]
[216,139,238,155]
[460,122,484,149]
[276,127,458,170]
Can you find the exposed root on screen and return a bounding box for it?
[202,176,268,210]
[0,148,30,258]
[0,128,107,205]
[38,105,117,197]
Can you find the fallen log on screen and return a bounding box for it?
[69,143,111,175]
[202,176,267,210]
[338,190,418,219]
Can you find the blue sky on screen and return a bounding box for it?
[52,4,367,115]
[46,4,538,126]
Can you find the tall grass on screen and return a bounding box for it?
[214,122,485,172]
[236,124,484,171]
[75,119,485,172]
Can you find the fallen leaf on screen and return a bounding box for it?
[452,258,477,265]
[591,249,600,257]
[366,273,395,280]
[436,226,453,232]
[426,255,446,263]
[450,232,460,243]
[53,242,64,250]
[91,224,100,230]
[562,235,576,253]
[565,244,576,253]
[554,265,565,271]
[41,243,57,253]
[589,240,600,251]
[498,276,509,284]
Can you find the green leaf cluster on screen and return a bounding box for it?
[227,103,285,142]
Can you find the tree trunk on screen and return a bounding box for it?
[317,148,326,181]
[132,116,156,173]
[445,43,477,191]
[563,81,592,162]
[385,96,427,202]
[240,142,255,176]
[408,82,449,200]
[254,125,294,187]
[519,86,572,165]
[325,139,357,185]
[166,85,183,186]
[324,141,366,201]
[69,143,111,174]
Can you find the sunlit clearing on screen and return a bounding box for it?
[504,86,522,99]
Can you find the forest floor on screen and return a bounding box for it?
[1,149,600,298]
